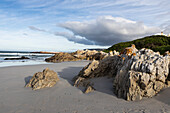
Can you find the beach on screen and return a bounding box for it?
[0,61,170,113]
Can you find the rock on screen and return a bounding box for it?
[167,80,170,87]
[74,44,170,101]
[45,50,109,63]
[25,68,59,90]
[77,50,109,61]
[4,56,30,60]
[108,50,119,56]
[113,50,119,55]
[164,51,170,56]
[73,77,86,87]
[45,52,81,62]
[109,51,113,56]
[73,60,100,87]
[114,46,170,100]
[84,85,95,94]
[88,52,107,61]
[73,56,120,87]
[121,44,138,56]
[154,81,165,93]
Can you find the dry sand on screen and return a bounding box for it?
[0,61,170,113]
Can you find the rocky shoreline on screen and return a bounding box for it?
[26,44,170,101]
[4,56,30,60]
[45,49,114,62]
[73,44,170,101]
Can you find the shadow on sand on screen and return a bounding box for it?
[24,76,32,86]
[58,66,115,96]
[58,66,83,86]
[154,87,170,106]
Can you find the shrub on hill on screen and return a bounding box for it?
[104,35,170,54]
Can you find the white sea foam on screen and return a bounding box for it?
[0,51,54,67]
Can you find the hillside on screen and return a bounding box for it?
[104,35,170,54]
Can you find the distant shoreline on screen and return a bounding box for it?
[31,51,59,54]
[0,51,55,67]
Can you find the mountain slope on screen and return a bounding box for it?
[104,35,170,54]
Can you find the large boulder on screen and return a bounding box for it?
[114,48,170,100]
[26,68,59,90]
[73,56,120,87]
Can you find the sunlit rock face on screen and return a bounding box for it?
[114,48,170,100]
[73,44,170,101]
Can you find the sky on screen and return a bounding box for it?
[0,0,170,52]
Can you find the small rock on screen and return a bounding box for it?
[167,81,170,87]
[84,85,95,94]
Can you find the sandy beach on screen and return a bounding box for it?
[0,61,170,113]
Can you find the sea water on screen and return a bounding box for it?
[0,51,54,67]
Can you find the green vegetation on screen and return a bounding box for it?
[104,35,170,54]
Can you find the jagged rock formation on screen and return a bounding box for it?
[73,56,120,87]
[25,68,59,90]
[45,49,113,63]
[109,50,119,56]
[114,48,170,100]
[87,52,106,60]
[72,49,111,61]
[74,44,170,101]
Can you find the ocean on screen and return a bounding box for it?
[0,51,54,67]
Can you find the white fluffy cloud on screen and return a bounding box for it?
[59,16,161,46]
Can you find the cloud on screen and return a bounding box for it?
[163,25,170,35]
[29,26,94,45]
[159,20,170,35]
[58,16,160,46]
[29,26,47,32]
[54,32,94,45]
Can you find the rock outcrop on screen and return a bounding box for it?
[45,52,81,62]
[87,51,108,60]
[4,56,30,60]
[45,49,112,63]
[114,48,170,100]
[73,56,120,87]
[72,49,110,61]
[26,68,59,90]
[73,44,170,101]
